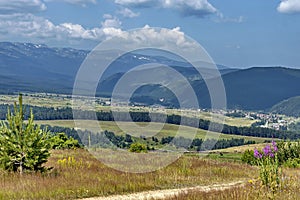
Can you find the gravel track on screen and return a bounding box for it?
[79,180,245,200]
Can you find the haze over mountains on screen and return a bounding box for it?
[0,42,299,111]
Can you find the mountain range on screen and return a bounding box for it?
[0,42,300,111]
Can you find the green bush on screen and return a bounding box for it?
[50,132,81,150]
[242,140,300,168]
[277,140,300,165]
[241,149,256,165]
[283,158,300,168]
[129,142,148,153]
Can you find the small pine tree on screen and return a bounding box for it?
[0,94,51,174]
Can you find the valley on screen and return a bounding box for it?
[0,42,299,199]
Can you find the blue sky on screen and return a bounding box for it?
[0,0,300,68]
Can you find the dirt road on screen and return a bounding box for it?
[79,181,245,200]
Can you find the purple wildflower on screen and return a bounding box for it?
[269,153,275,158]
[263,145,272,156]
[254,149,262,159]
[272,140,278,152]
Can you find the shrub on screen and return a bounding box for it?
[283,157,300,168]
[243,140,300,168]
[241,149,256,165]
[277,140,300,166]
[50,132,81,150]
[129,142,148,153]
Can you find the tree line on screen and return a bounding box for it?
[1,105,299,140]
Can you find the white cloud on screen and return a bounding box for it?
[58,23,100,39]
[105,25,198,50]
[45,0,97,7]
[118,8,140,18]
[101,14,122,28]
[0,14,56,38]
[0,0,46,14]
[0,13,122,43]
[114,0,217,17]
[0,9,195,50]
[214,13,244,23]
[163,0,217,17]
[115,0,157,8]
[277,0,300,14]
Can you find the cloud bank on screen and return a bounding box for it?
[0,0,234,48]
[0,0,46,14]
[277,0,300,14]
[0,13,122,41]
[115,0,217,17]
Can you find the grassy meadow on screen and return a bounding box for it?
[0,149,256,200]
[166,168,300,200]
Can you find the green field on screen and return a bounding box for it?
[35,120,269,143]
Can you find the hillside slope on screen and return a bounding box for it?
[221,67,300,110]
[271,96,300,117]
[129,67,300,110]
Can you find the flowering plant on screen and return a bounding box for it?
[254,141,281,192]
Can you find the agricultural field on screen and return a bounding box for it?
[0,94,73,109]
[35,120,269,143]
[0,94,256,127]
[209,143,269,153]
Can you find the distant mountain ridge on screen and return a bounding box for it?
[123,66,300,110]
[0,42,300,111]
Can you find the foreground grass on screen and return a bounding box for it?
[166,168,300,200]
[0,149,255,200]
[35,120,269,143]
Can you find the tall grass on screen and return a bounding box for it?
[0,149,255,200]
[166,170,300,200]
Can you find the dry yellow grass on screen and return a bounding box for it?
[165,168,300,200]
[209,143,272,153]
[0,149,256,200]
